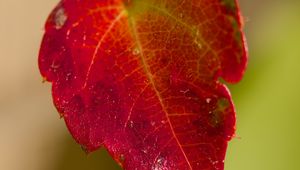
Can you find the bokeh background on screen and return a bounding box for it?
[1,0,299,169]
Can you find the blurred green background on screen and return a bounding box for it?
[0,0,299,169]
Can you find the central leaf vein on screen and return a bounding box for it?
[127,12,193,170]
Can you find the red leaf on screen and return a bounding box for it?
[39,0,247,169]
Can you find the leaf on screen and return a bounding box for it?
[38,0,247,169]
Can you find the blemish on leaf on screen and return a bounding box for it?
[192,27,203,49]
[221,0,237,11]
[178,13,183,18]
[209,98,230,127]
[206,98,212,104]
[132,47,140,55]
[142,148,148,154]
[227,15,243,46]
[210,110,223,127]
[129,120,134,128]
[119,154,125,163]
[54,8,67,29]
[217,98,230,111]
[152,156,167,170]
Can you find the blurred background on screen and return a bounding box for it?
[0,0,299,169]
